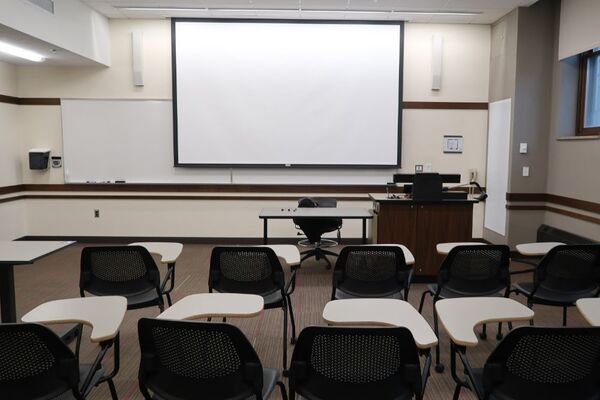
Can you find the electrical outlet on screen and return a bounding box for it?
[519,143,528,154]
[469,169,478,182]
[415,164,424,173]
[94,209,100,218]
[522,166,530,177]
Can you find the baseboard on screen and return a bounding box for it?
[17,236,365,245]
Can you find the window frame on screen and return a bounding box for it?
[577,49,600,136]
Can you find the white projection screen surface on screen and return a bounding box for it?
[172,19,403,167]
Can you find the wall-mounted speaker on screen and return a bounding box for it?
[132,31,144,86]
[432,34,443,91]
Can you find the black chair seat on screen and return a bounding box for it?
[427,284,505,299]
[149,368,279,400]
[512,282,598,306]
[262,289,285,308]
[123,289,164,310]
[334,287,403,300]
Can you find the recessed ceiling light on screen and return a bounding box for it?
[0,41,45,62]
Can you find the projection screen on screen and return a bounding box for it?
[172,19,403,167]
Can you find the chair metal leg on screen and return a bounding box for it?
[479,324,487,340]
[287,295,297,344]
[107,379,119,400]
[496,322,503,340]
[165,293,172,307]
[282,304,289,375]
[418,290,430,313]
[528,303,535,326]
[277,381,288,400]
[563,307,568,326]
[433,306,444,373]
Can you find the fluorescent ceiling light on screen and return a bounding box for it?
[118,7,480,17]
[0,41,45,62]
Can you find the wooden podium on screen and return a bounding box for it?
[370,194,477,281]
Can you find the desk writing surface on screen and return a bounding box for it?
[0,241,75,265]
[576,298,600,326]
[260,207,372,219]
[22,296,127,343]
[516,242,564,256]
[158,293,263,321]
[436,298,534,347]
[323,299,438,349]
[129,242,183,264]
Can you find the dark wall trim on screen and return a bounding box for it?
[0,94,20,105]
[0,94,60,106]
[507,204,600,225]
[507,192,600,214]
[0,184,23,195]
[20,194,369,202]
[18,235,365,245]
[402,101,488,110]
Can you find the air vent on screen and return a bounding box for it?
[26,0,54,14]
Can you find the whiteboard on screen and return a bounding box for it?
[61,99,230,183]
[60,99,395,184]
[484,99,511,235]
[173,20,402,167]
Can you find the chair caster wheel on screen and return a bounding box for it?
[479,332,487,340]
[435,364,445,373]
[496,333,503,340]
[290,338,297,345]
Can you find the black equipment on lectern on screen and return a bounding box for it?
[412,173,443,201]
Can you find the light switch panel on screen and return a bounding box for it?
[522,166,530,177]
[519,143,528,154]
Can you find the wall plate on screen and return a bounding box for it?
[443,135,464,153]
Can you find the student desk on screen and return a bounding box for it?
[436,242,485,255]
[515,242,564,256]
[129,242,183,305]
[22,296,127,343]
[0,240,74,323]
[158,293,264,320]
[322,298,437,349]
[576,298,600,326]
[259,207,373,245]
[436,297,534,396]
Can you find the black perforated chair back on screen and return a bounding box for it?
[138,318,264,400]
[0,323,79,400]
[80,246,161,297]
[290,326,422,400]
[209,246,284,296]
[535,245,600,294]
[439,245,510,296]
[483,326,600,400]
[293,197,342,244]
[334,245,411,297]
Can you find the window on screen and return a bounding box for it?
[577,48,600,135]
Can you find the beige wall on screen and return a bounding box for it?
[558,0,600,59]
[0,61,25,239]
[4,20,490,239]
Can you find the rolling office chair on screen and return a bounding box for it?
[511,244,600,326]
[455,326,600,400]
[293,197,342,269]
[0,323,118,399]
[138,318,288,400]
[289,326,429,400]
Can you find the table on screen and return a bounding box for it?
[436,297,534,397]
[22,296,127,343]
[259,207,373,245]
[323,299,437,349]
[515,242,564,257]
[158,293,264,320]
[436,242,485,255]
[576,298,600,326]
[0,240,74,323]
[129,242,183,306]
